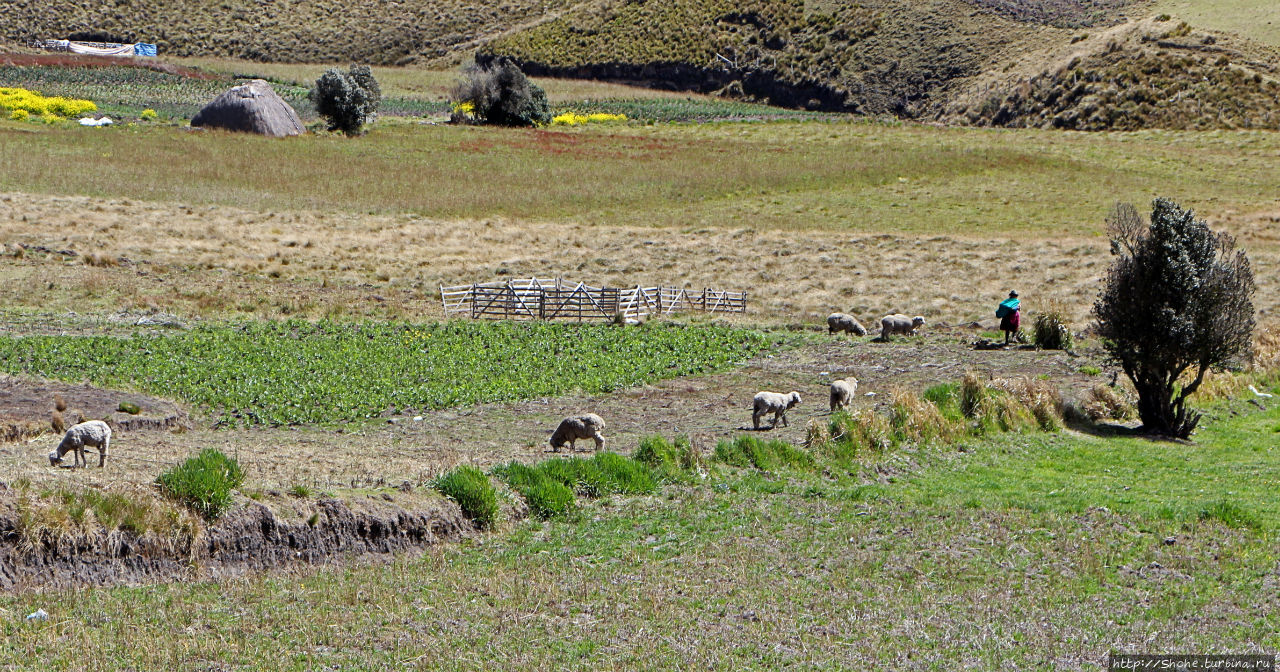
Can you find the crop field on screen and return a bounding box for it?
[0,321,772,426]
[3,52,1280,670]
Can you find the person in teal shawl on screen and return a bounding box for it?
[996,291,1021,345]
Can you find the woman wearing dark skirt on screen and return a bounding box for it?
[997,291,1021,345]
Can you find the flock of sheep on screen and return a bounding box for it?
[549,311,923,451]
[45,312,925,465]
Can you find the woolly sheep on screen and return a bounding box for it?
[752,391,802,430]
[829,378,858,412]
[880,314,926,340]
[49,420,111,468]
[826,313,868,336]
[550,414,607,453]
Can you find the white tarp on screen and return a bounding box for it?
[67,42,136,56]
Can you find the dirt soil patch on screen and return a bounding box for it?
[0,374,188,442]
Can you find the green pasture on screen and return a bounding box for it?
[0,321,774,426]
[3,396,1276,669]
[3,119,1279,235]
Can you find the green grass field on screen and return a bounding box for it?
[0,321,773,426]
[1153,0,1280,47]
[3,119,1280,235]
[3,399,1275,669]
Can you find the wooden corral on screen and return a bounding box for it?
[440,278,747,322]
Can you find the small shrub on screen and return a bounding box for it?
[433,465,499,529]
[1079,365,1102,376]
[288,484,312,498]
[51,410,66,434]
[155,449,245,520]
[310,64,381,135]
[117,401,141,415]
[140,108,158,121]
[451,58,550,127]
[1032,301,1074,350]
[10,109,29,121]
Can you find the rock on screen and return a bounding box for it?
[26,608,47,621]
[191,80,305,137]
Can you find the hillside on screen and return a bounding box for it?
[4,0,1280,129]
[0,0,582,65]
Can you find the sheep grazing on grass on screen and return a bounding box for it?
[829,378,858,412]
[49,420,111,468]
[550,414,607,452]
[752,391,802,430]
[880,314,926,341]
[827,313,867,336]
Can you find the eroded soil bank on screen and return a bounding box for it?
[0,494,470,592]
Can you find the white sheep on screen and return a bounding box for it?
[880,314,926,340]
[829,378,858,412]
[826,313,868,336]
[49,420,112,468]
[752,391,802,430]
[550,414,607,452]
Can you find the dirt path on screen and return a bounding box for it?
[0,330,1105,492]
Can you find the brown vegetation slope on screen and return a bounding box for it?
[0,0,582,65]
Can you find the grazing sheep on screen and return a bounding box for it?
[550,414,607,452]
[752,391,802,430]
[880,314,926,340]
[827,313,868,336]
[829,378,858,412]
[49,420,111,468]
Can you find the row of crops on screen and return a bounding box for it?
[0,321,775,427]
[0,63,838,124]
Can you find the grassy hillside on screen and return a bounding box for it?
[942,16,1280,129]
[481,0,1050,115]
[1152,0,1280,48]
[0,0,581,65]
[7,0,1280,129]
[479,0,1280,129]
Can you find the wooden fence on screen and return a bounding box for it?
[440,278,747,322]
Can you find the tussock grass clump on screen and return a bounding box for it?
[433,465,499,530]
[1032,301,1074,350]
[633,434,701,480]
[714,436,814,472]
[523,480,575,520]
[1080,384,1135,422]
[889,388,958,445]
[1251,324,1280,377]
[11,480,199,547]
[1197,500,1262,531]
[156,449,245,521]
[494,452,657,520]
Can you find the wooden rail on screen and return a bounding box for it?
[440,278,747,322]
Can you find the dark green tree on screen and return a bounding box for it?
[451,58,550,127]
[310,64,381,135]
[1093,199,1255,438]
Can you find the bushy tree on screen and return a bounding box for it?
[310,64,381,135]
[451,58,550,127]
[1093,198,1255,438]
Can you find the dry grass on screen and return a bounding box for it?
[4,192,1279,329]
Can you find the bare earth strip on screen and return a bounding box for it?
[0,334,1100,495]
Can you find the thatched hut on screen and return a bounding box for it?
[191,79,304,137]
